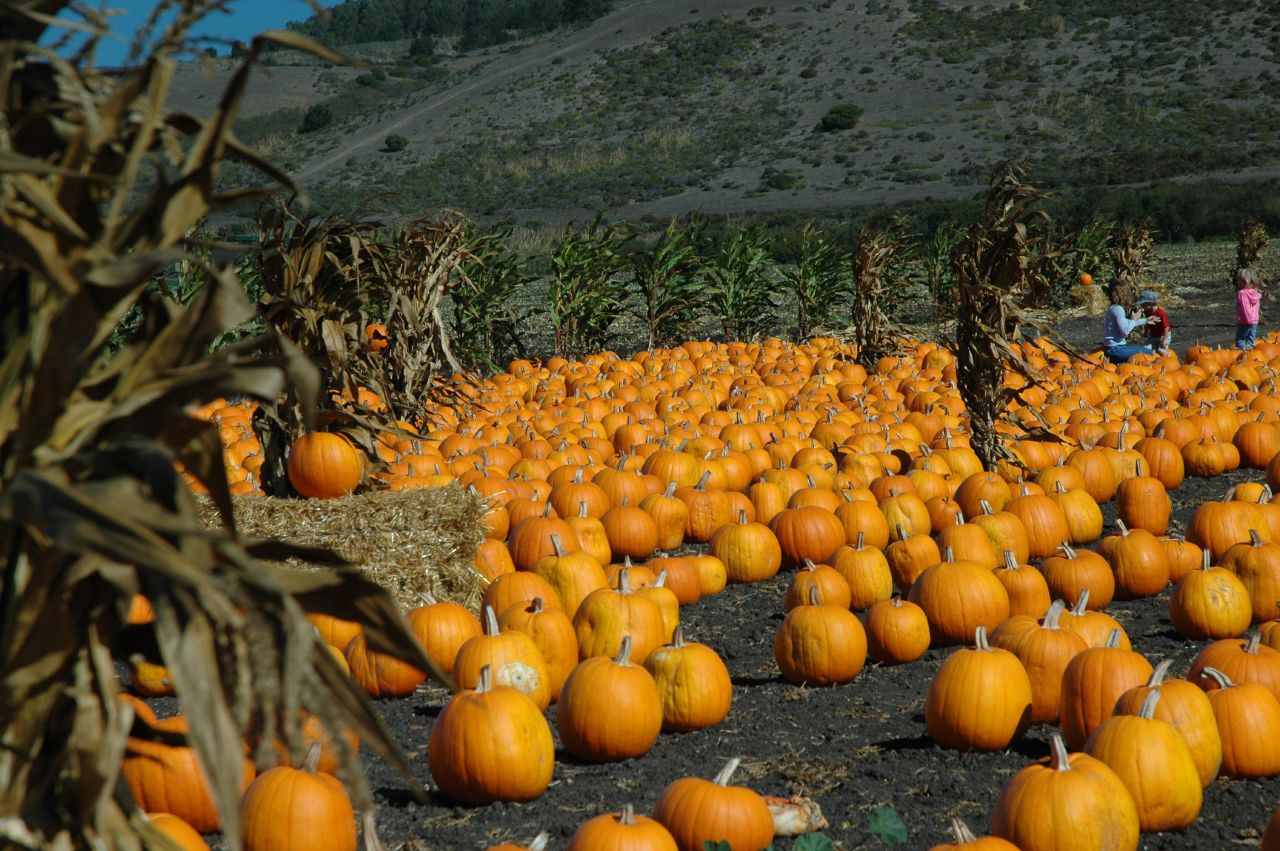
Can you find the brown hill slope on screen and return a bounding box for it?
[171,0,1280,224]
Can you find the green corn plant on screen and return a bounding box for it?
[0,4,443,848]
[850,228,909,368]
[1109,218,1157,306]
[454,223,534,373]
[777,224,847,340]
[705,226,777,341]
[918,221,966,320]
[549,215,631,358]
[950,163,1059,469]
[630,217,706,351]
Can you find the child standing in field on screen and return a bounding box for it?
[1138,290,1172,355]
[1236,268,1262,350]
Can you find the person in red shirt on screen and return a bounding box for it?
[1137,290,1171,355]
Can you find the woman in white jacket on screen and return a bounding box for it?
[1101,286,1156,363]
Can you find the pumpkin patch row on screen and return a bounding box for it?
[150,333,1280,847]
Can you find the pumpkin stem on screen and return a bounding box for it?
[855,530,866,551]
[737,509,749,526]
[973,625,990,651]
[979,498,995,516]
[551,532,567,557]
[1055,480,1067,494]
[530,597,545,614]
[654,569,668,588]
[542,502,554,518]
[1059,541,1077,559]
[577,501,590,520]
[953,510,965,525]
[695,470,712,491]
[1072,588,1091,614]
[1148,658,1173,687]
[617,804,636,827]
[483,605,500,636]
[671,625,686,648]
[807,585,821,607]
[1048,734,1072,772]
[802,559,817,572]
[1137,690,1161,719]
[1115,518,1129,536]
[615,635,634,667]
[1104,628,1121,649]
[949,819,978,843]
[618,567,632,595]
[417,592,439,606]
[1042,599,1066,630]
[1200,548,1212,571]
[895,524,908,542]
[663,481,678,498]
[1200,666,1233,689]
[1250,528,1263,547]
[1247,633,1262,655]
[476,664,493,694]
[1002,550,1018,570]
[302,741,323,774]
[941,545,955,562]
[713,757,742,786]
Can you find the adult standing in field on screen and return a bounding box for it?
[1236,267,1262,350]
[1101,285,1155,363]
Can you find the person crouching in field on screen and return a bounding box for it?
[1236,268,1262,351]
[1102,285,1156,363]
[1138,290,1172,356]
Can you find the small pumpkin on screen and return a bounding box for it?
[774,586,867,685]
[145,813,209,851]
[287,432,364,499]
[991,734,1139,851]
[865,596,931,665]
[784,559,852,610]
[407,593,482,677]
[242,743,357,851]
[498,597,579,702]
[925,626,1032,751]
[1112,659,1221,788]
[643,626,733,732]
[557,635,664,762]
[568,804,678,851]
[1058,629,1153,750]
[428,664,555,803]
[1169,549,1252,640]
[1082,691,1202,831]
[829,532,893,610]
[928,818,1018,851]
[651,757,775,851]
[1199,666,1280,777]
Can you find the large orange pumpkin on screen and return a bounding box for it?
[287,432,364,499]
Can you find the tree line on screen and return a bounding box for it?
[284,0,613,51]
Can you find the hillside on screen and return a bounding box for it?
[171,0,1280,227]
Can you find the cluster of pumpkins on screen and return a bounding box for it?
[155,332,1280,848]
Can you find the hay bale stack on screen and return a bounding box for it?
[200,485,486,610]
[1070,285,1109,316]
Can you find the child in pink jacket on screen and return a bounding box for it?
[1236,268,1262,350]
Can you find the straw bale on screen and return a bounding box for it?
[199,485,487,610]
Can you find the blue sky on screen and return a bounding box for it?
[49,1,342,67]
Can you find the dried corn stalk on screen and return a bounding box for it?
[0,4,444,848]
[1109,218,1156,307]
[849,228,909,368]
[950,163,1058,469]
[1236,218,1270,289]
[252,205,475,492]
